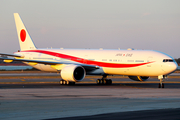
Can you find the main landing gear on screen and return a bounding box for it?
[96,75,112,85]
[158,75,167,88]
[60,79,75,85]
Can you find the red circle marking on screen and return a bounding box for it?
[20,29,26,42]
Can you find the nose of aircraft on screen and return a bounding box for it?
[164,62,178,74]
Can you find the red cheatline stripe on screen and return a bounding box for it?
[21,50,154,68]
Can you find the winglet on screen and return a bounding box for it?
[14,13,36,51]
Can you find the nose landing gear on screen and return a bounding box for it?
[158,79,164,88]
[158,75,167,88]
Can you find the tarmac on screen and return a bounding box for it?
[0,71,180,120]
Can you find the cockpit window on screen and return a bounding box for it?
[163,59,174,62]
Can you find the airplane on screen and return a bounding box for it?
[0,13,178,88]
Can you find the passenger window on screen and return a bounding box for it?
[135,60,144,62]
[127,60,134,62]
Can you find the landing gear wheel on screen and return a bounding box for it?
[158,75,166,88]
[60,80,71,85]
[60,80,63,85]
[63,80,67,85]
[158,83,164,88]
[105,79,112,85]
[97,79,102,85]
[102,79,106,84]
[162,83,164,88]
[107,79,112,85]
[66,81,69,85]
[110,79,112,85]
[97,79,112,85]
[60,80,75,85]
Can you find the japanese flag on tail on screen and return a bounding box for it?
[14,13,36,51]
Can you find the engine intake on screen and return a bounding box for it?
[128,76,149,81]
[61,65,86,82]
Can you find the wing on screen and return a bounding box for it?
[0,55,99,70]
[0,53,22,57]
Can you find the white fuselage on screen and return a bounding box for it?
[15,49,177,77]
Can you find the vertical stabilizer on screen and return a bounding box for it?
[14,13,36,51]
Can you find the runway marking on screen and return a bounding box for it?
[21,79,26,81]
[90,79,95,81]
[120,84,144,89]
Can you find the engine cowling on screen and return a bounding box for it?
[61,65,86,82]
[128,76,149,81]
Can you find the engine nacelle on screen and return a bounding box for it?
[128,76,149,81]
[61,65,86,82]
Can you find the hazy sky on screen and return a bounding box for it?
[0,0,180,58]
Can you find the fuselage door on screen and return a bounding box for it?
[147,57,153,67]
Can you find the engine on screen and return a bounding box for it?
[61,65,86,82]
[128,76,149,81]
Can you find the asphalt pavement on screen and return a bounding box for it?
[1,71,180,120]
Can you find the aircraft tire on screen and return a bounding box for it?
[60,80,63,85]
[102,79,106,84]
[105,79,112,85]
[162,83,164,88]
[97,79,101,85]
[158,83,164,88]
[66,81,69,85]
[108,79,112,85]
[63,80,67,85]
